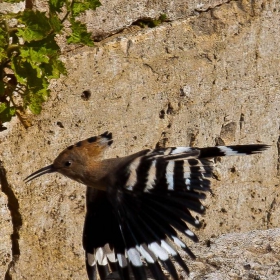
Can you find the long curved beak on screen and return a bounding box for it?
[24,165,55,183]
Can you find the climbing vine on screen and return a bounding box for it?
[0,0,100,129]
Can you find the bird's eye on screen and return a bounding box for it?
[65,161,72,167]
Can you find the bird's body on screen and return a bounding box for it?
[25,132,269,280]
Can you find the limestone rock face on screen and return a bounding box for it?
[0,190,13,279]
[188,229,280,280]
[0,0,279,279]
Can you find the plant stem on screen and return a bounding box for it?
[25,0,34,10]
[61,0,74,24]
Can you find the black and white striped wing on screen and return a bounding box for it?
[84,144,268,280]
[83,188,132,280]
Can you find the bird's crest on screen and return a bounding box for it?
[65,131,113,158]
[24,132,113,183]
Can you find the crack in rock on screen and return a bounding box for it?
[0,161,22,280]
[277,135,280,177]
[194,0,238,13]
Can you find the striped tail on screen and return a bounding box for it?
[84,144,269,280]
[198,144,269,158]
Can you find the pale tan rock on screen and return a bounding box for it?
[0,192,12,279]
[0,0,279,279]
[83,0,230,39]
[187,229,280,280]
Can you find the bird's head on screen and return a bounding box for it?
[25,131,113,183]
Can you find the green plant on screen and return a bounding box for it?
[0,0,100,129]
[134,14,167,28]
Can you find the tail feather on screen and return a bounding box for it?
[116,253,130,280]
[108,261,118,276]
[161,239,190,274]
[147,262,167,280]
[173,254,190,275]
[199,144,269,158]
[171,235,196,259]
[97,263,110,280]
[85,253,97,280]
[162,259,179,280]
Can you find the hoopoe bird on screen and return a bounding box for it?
[25,132,269,280]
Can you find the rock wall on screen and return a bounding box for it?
[0,0,279,279]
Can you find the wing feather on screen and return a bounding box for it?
[84,144,268,280]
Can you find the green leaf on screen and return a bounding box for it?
[21,47,49,64]
[72,0,101,17]
[26,34,60,55]
[11,56,28,85]
[29,100,42,114]
[20,46,49,78]
[2,0,22,3]
[49,14,63,33]
[20,73,50,114]
[26,35,66,78]
[12,34,65,81]
[0,103,16,123]
[53,59,67,76]
[0,47,7,62]
[67,18,94,46]
[17,11,53,42]
[42,58,67,79]
[0,24,8,61]
[49,0,65,13]
[11,32,66,114]
[0,103,6,113]
[0,0,101,124]
[28,89,49,114]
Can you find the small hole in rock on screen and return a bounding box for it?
[81,90,91,101]
[57,122,64,128]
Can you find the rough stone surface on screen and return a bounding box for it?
[0,0,279,279]
[187,228,280,280]
[83,0,230,40]
[0,192,12,279]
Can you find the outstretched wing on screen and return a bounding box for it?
[83,144,268,280]
[83,188,130,280]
